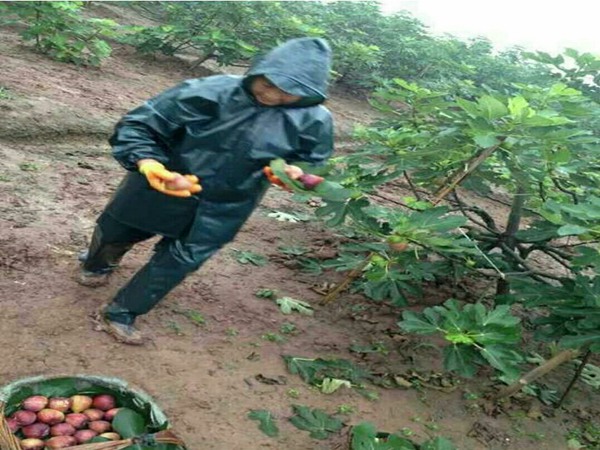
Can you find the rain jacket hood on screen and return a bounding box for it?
[243,37,332,107]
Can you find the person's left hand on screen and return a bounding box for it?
[263,166,288,190]
[263,164,304,191]
[283,164,304,180]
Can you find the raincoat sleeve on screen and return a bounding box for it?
[109,81,216,171]
[293,108,334,167]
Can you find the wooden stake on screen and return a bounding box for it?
[321,253,373,304]
[494,349,579,400]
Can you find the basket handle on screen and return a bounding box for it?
[60,430,187,450]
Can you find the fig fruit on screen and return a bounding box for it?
[65,413,89,429]
[22,422,50,439]
[298,173,324,190]
[165,175,193,191]
[388,241,408,252]
[37,409,65,425]
[104,408,121,421]
[45,435,77,449]
[20,438,45,450]
[13,410,37,426]
[92,394,116,411]
[6,417,19,433]
[88,420,111,434]
[100,432,121,441]
[83,409,104,421]
[22,396,48,412]
[74,429,98,444]
[50,422,76,436]
[47,397,71,413]
[70,395,93,413]
[387,236,409,252]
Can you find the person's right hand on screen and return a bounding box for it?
[138,159,201,197]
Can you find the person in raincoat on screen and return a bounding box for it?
[77,37,334,345]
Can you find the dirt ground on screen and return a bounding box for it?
[0,8,598,450]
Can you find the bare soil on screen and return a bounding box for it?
[0,8,597,450]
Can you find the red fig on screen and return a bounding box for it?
[22,422,50,439]
[47,397,71,413]
[20,439,45,450]
[12,410,37,426]
[65,413,89,429]
[88,420,111,434]
[83,408,104,421]
[70,395,93,413]
[298,173,324,190]
[6,417,19,433]
[37,408,65,425]
[92,394,116,411]
[100,432,121,441]
[22,396,48,412]
[50,422,76,436]
[74,429,98,444]
[165,174,193,191]
[45,435,77,449]
[103,408,121,421]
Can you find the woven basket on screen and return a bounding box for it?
[0,401,22,450]
[0,375,186,450]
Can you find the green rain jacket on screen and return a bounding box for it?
[104,38,334,242]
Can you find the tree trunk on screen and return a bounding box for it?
[191,51,215,69]
[496,185,526,295]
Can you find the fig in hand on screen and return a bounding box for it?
[298,173,324,190]
[165,174,194,191]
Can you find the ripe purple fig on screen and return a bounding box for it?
[88,420,111,434]
[83,408,104,421]
[100,432,121,441]
[22,396,48,412]
[92,394,116,411]
[13,410,37,426]
[22,422,50,439]
[298,173,324,190]
[65,413,88,429]
[50,422,76,436]
[47,397,71,413]
[20,438,45,450]
[45,435,77,449]
[103,408,121,421]
[74,429,98,444]
[6,417,20,433]
[70,395,93,413]
[37,408,65,425]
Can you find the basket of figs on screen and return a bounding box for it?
[0,375,186,450]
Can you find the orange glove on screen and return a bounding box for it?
[138,160,202,197]
[263,166,291,191]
